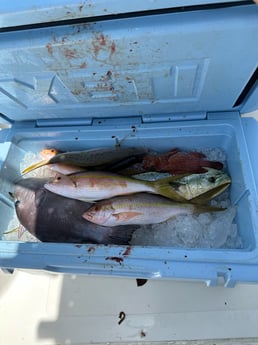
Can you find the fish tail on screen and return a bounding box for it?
[152,176,188,202]
[3,226,19,235]
[3,225,27,239]
[22,159,49,175]
[193,204,226,214]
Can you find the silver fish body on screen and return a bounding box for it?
[47,163,85,175]
[83,193,221,227]
[44,171,185,202]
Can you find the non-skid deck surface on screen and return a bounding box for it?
[1,270,258,345]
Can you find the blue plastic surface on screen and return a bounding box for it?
[0,0,247,28]
[0,5,257,122]
[0,112,258,286]
[0,3,257,285]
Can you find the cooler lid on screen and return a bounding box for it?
[0,0,249,28]
[0,3,257,123]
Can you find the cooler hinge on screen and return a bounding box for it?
[36,116,143,127]
[36,113,208,127]
[207,111,240,120]
[36,118,93,127]
[142,112,207,123]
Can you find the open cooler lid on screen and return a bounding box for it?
[0,2,257,123]
[0,0,250,28]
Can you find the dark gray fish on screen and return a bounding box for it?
[14,178,138,244]
[22,147,148,174]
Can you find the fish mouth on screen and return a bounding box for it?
[83,209,110,225]
[210,181,231,197]
[216,178,231,189]
[84,211,94,221]
[83,210,102,224]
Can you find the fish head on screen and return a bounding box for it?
[187,168,231,202]
[83,203,113,225]
[13,178,48,234]
[44,173,76,194]
[203,168,231,189]
[171,168,231,201]
[14,184,34,215]
[39,148,59,160]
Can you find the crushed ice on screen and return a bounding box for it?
[131,206,242,249]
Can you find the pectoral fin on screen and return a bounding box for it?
[153,176,189,202]
[113,211,143,221]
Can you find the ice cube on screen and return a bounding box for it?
[206,207,237,248]
[173,215,202,247]
[199,148,227,166]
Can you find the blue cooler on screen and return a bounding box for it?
[0,1,257,286]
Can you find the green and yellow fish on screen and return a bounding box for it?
[133,168,231,201]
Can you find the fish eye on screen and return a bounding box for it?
[208,176,216,183]
[15,200,20,207]
[94,204,101,211]
[56,176,62,181]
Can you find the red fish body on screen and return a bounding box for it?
[142,149,223,174]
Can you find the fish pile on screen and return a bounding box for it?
[10,146,232,245]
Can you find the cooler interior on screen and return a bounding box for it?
[0,114,256,254]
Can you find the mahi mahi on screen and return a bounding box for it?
[133,168,231,201]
